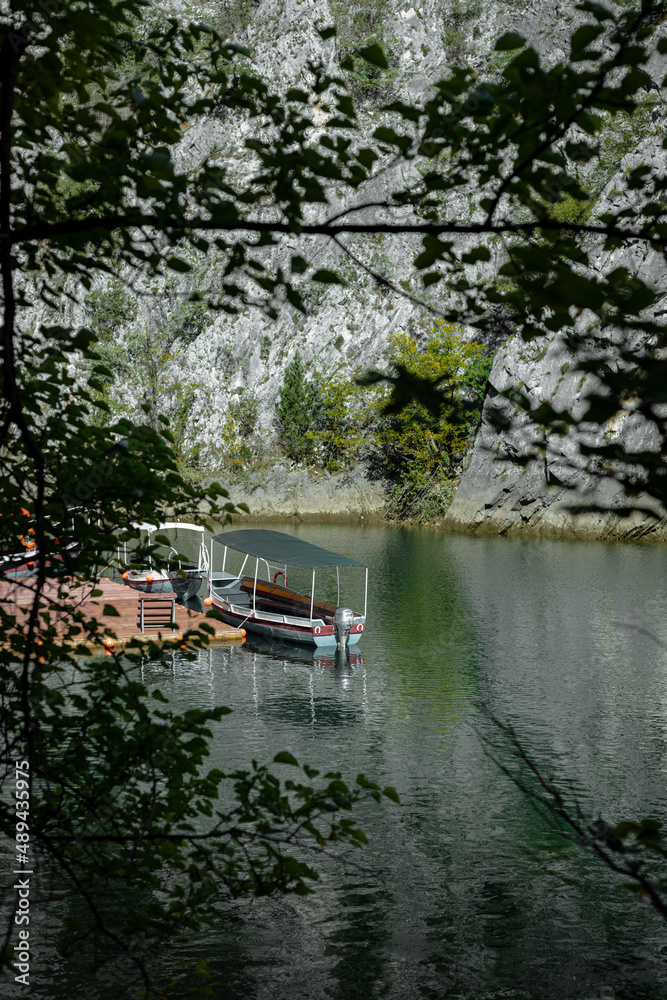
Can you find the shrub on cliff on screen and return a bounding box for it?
[308,365,373,472]
[220,390,261,471]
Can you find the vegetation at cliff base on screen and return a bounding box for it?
[273,323,491,520]
[366,325,491,518]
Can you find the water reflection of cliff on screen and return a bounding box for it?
[127,527,667,1000]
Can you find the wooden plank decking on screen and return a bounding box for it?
[0,576,245,651]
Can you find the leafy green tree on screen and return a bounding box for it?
[85,279,138,344]
[276,350,323,463]
[220,390,261,471]
[230,389,260,440]
[365,323,489,517]
[308,364,371,472]
[329,0,401,103]
[88,293,210,456]
[124,299,209,435]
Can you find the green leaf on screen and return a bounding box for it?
[373,126,410,149]
[577,2,614,21]
[291,255,308,274]
[462,247,491,264]
[166,257,192,273]
[570,23,604,59]
[103,604,120,617]
[383,786,401,804]
[357,44,388,69]
[495,32,526,51]
[311,269,345,285]
[274,751,299,766]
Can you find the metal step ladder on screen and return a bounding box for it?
[138,596,176,633]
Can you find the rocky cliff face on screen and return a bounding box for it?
[444,125,667,541]
[70,0,667,533]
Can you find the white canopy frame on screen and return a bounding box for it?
[119,522,208,575]
[210,534,368,620]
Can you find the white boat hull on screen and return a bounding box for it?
[209,595,364,647]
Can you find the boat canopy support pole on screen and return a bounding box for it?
[253,557,259,613]
[222,546,227,572]
[310,569,315,621]
[336,566,340,606]
[364,567,368,618]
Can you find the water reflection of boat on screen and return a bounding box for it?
[207,529,367,648]
[119,522,209,600]
[242,634,364,669]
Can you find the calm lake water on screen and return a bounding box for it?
[33,525,667,998]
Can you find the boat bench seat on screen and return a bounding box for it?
[239,577,337,622]
[213,587,251,607]
[253,597,332,623]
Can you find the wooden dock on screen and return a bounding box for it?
[0,576,245,651]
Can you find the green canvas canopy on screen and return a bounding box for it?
[211,529,366,569]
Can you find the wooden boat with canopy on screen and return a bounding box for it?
[206,529,367,648]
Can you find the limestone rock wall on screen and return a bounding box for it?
[56,0,667,535]
[444,132,667,541]
[209,463,386,521]
[77,0,599,458]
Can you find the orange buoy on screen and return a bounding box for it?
[145,573,154,583]
[103,638,115,649]
[204,597,213,606]
[20,529,36,549]
[120,572,128,580]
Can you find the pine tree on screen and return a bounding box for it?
[276,351,322,462]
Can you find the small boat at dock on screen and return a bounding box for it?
[206,529,367,648]
[2,508,79,580]
[119,522,209,601]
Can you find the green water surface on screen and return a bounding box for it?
[35,526,667,999]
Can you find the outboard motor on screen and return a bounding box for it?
[333,607,355,648]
